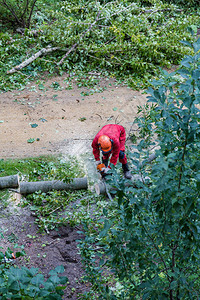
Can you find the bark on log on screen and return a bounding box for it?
[0,175,19,189]
[7,46,60,74]
[19,177,88,195]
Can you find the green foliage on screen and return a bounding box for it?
[1,0,200,91]
[0,156,57,179]
[0,0,39,28]
[0,155,83,182]
[79,38,200,298]
[163,0,200,9]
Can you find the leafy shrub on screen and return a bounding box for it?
[79,37,200,298]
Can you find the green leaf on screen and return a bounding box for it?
[26,267,39,277]
[99,219,111,238]
[31,274,44,286]
[8,280,20,292]
[49,275,60,284]
[30,123,38,128]
[27,138,35,143]
[180,40,192,48]
[193,38,200,53]
[79,117,86,122]
[54,265,65,274]
[48,269,57,276]
[180,56,193,68]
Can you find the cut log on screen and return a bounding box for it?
[19,177,88,195]
[0,175,19,189]
[95,181,107,196]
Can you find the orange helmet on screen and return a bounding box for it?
[98,135,112,153]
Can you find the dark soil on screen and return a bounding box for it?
[0,201,88,299]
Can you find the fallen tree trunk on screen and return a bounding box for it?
[19,177,88,195]
[0,175,19,189]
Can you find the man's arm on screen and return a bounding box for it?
[119,126,126,151]
[110,141,120,165]
[92,137,100,161]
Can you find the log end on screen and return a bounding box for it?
[94,181,106,195]
[0,174,20,189]
[94,183,100,195]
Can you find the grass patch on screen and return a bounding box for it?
[0,155,85,181]
[0,155,59,178]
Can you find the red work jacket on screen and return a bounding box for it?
[91,124,126,165]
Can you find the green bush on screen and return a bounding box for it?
[0,264,68,299]
[79,37,200,299]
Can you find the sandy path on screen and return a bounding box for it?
[0,76,147,159]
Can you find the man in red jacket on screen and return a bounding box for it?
[91,124,132,179]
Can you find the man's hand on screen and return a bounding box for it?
[96,160,101,171]
[100,166,111,178]
[96,160,101,166]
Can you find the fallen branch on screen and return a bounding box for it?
[19,177,88,195]
[0,175,19,189]
[7,46,60,74]
[57,11,101,66]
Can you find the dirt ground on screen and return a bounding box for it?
[0,75,148,299]
[0,75,147,158]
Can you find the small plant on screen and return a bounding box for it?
[50,81,62,90]
[0,264,68,298]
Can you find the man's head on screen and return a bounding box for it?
[98,135,113,154]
